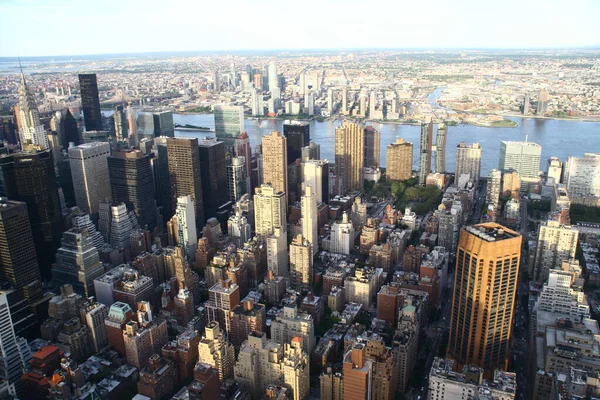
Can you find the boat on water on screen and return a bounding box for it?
[174,123,213,132]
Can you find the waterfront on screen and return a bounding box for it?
[173,113,600,176]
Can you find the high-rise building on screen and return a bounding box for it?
[564,153,600,197]
[386,138,413,181]
[533,220,579,282]
[254,184,286,237]
[234,132,252,190]
[198,137,228,221]
[78,74,103,132]
[0,199,41,289]
[153,111,174,137]
[168,195,197,261]
[108,149,157,229]
[268,63,278,92]
[447,223,522,374]
[302,159,329,204]
[0,291,32,388]
[113,105,128,141]
[104,302,135,356]
[98,202,139,250]
[227,156,248,202]
[51,109,79,147]
[206,279,240,335]
[435,124,447,173]
[214,105,244,143]
[262,131,288,206]
[198,322,236,381]
[0,150,63,276]
[123,316,169,369]
[301,184,318,256]
[289,235,313,290]
[51,229,105,298]
[16,70,48,149]
[329,212,355,255]
[546,157,563,183]
[283,122,310,164]
[418,122,433,185]
[266,229,288,278]
[363,126,380,169]
[166,137,204,227]
[302,142,320,161]
[230,299,266,348]
[271,304,315,354]
[68,142,111,215]
[335,122,364,192]
[486,169,502,213]
[227,207,251,249]
[343,343,373,400]
[536,88,549,115]
[137,354,177,400]
[80,299,108,353]
[455,142,482,186]
[499,140,542,179]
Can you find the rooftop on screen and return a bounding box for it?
[464,223,520,242]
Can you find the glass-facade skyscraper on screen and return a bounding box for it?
[78,74,103,132]
[214,105,244,144]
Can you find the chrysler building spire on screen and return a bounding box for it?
[16,60,48,149]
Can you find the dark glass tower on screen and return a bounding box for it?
[78,74,103,132]
[283,122,310,163]
[198,138,228,221]
[108,149,157,229]
[0,150,63,278]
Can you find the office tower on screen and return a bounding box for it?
[136,112,155,139]
[302,159,329,204]
[166,138,204,227]
[214,105,244,143]
[98,202,139,250]
[289,235,313,290]
[104,302,135,356]
[0,150,62,276]
[363,126,380,168]
[486,169,502,210]
[522,93,530,115]
[0,291,32,388]
[206,279,240,334]
[152,111,174,137]
[227,156,247,203]
[254,184,286,237]
[52,229,105,298]
[80,300,108,353]
[418,122,433,185]
[108,149,157,229]
[329,212,355,255]
[386,138,413,181]
[235,332,309,400]
[343,343,372,400]
[546,157,563,183]
[228,207,251,249]
[78,74,103,132]
[533,220,579,282]
[68,142,111,215]
[235,132,252,187]
[230,299,266,347]
[301,185,318,256]
[455,142,482,186]
[302,142,320,161]
[564,153,600,197]
[137,354,177,400]
[113,105,128,141]
[126,104,137,140]
[123,317,169,369]
[251,88,264,117]
[198,137,228,220]
[198,322,235,381]
[268,63,278,91]
[447,223,522,374]
[168,195,198,260]
[262,131,289,205]
[16,70,48,149]
[266,229,288,277]
[536,88,549,115]
[428,358,517,400]
[0,199,41,289]
[54,109,79,147]
[283,122,310,163]
[335,121,364,192]
[435,124,447,173]
[499,140,542,179]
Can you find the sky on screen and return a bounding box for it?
[1,0,600,57]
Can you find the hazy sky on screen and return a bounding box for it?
[2,0,599,57]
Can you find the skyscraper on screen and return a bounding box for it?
[262,131,288,206]
[254,184,287,237]
[435,123,447,173]
[363,126,380,169]
[546,157,563,183]
[455,142,482,186]
[418,122,433,185]
[486,169,502,214]
[198,322,235,382]
[81,300,108,353]
[227,156,247,203]
[343,343,373,400]
[113,105,128,141]
[536,88,549,115]
[78,74,103,132]
[268,63,278,92]
[152,111,175,137]
[251,89,264,117]
[564,153,600,197]
[302,159,329,204]
[289,235,313,290]
[283,122,310,163]
[214,105,244,144]
[168,195,198,261]
[166,138,204,228]
[227,207,251,249]
[301,185,318,257]
[499,140,542,179]
[16,69,48,149]
[335,121,364,192]
[51,109,79,148]
[0,199,41,289]
[198,137,228,221]
[533,220,579,283]
[234,132,252,191]
[0,150,63,277]
[68,142,112,215]
[386,138,413,181]
[108,149,157,229]
[447,223,522,374]
[0,291,32,388]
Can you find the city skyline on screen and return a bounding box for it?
[1,0,599,57]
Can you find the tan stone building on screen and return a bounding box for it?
[262,131,289,206]
[335,121,364,192]
[386,138,413,181]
